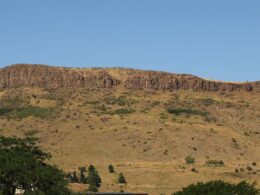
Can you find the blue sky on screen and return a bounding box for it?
[0,1,259,82]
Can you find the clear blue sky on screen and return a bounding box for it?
[0,1,259,82]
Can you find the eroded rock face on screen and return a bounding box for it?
[123,72,255,92]
[0,64,257,92]
[0,64,121,89]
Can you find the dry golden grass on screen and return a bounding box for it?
[0,88,259,195]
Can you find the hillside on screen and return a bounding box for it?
[0,64,259,195]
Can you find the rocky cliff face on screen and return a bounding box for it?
[0,64,258,92]
[0,64,121,89]
[123,73,254,91]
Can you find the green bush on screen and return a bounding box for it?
[118,173,127,184]
[14,106,54,119]
[206,160,224,167]
[113,108,135,115]
[166,108,208,116]
[0,106,54,119]
[108,164,115,173]
[172,180,259,195]
[105,96,137,106]
[114,96,128,106]
[185,155,195,164]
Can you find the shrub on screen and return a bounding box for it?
[206,160,224,167]
[166,108,208,116]
[118,173,127,184]
[115,96,128,106]
[172,180,259,195]
[191,168,198,173]
[0,106,55,119]
[105,96,137,106]
[232,138,239,148]
[247,166,253,171]
[113,108,135,115]
[185,155,195,164]
[14,106,54,119]
[108,164,115,173]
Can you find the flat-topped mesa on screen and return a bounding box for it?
[0,64,257,92]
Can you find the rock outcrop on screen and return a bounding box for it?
[0,64,121,89]
[123,73,254,92]
[0,64,257,92]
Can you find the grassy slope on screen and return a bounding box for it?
[0,88,259,195]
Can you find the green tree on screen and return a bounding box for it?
[78,167,87,183]
[0,136,70,195]
[78,167,86,173]
[108,164,115,173]
[88,164,95,173]
[173,180,259,195]
[80,171,86,184]
[118,173,126,184]
[86,165,101,190]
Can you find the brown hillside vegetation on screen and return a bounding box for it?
[0,64,259,195]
